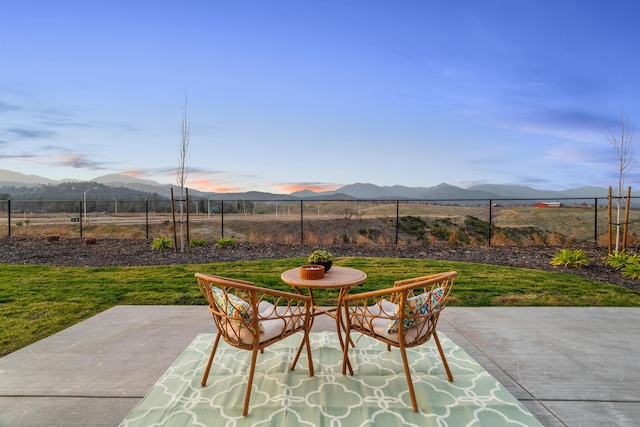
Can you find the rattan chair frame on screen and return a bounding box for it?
[196,273,314,416]
[340,271,457,412]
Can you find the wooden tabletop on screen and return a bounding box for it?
[281,266,367,289]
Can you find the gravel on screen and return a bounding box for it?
[1,237,638,291]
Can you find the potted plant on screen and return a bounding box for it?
[308,250,333,272]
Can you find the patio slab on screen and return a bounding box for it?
[1,306,639,426]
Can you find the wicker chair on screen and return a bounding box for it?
[340,271,457,412]
[195,273,314,416]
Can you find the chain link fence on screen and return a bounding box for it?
[1,197,639,248]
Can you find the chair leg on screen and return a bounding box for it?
[291,330,315,377]
[342,327,355,376]
[339,304,354,375]
[433,331,454,382]
[291,334,305,371]
[201,332,222,387]
[304,330,315,377]
[243,345,260,416]
[399,344,418,412]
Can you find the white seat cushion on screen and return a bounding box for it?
[222,301,307,345]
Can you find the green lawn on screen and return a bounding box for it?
[2,256,640,357]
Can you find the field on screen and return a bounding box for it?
[2,199,640,249]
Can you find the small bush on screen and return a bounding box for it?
[622,262,640,279]
[464,216,491,240]
[604,251,638,270]
[606,250,640,279]
[45,234,60,242]
[190,238,206,247]
[151,237,174,250]
[216,237,236,248]
[550,249,590,268]
[83,237,97,245]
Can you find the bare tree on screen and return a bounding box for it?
[176,91,191,253]
[605,108,635,252]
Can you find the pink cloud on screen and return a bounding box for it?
[272,183,341,193]
[189,178,244,193]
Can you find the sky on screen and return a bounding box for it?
[2,0,640,194]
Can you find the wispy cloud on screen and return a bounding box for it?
[0,101,20,114]
[0,153,36,159]
[47,153,108,170]
[513,176,556,188]
[6,127,58,140]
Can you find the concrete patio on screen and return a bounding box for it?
[1,306,639,426]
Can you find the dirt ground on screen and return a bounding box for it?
[1,236,638,291]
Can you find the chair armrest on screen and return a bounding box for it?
[195,273,312,304]
[345,271,457,303]
[393,271,458,287]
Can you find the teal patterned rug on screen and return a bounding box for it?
[120,332,542,426]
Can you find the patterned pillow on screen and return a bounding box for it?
[387,287,444,333]
[211,286,264,333]
[430,286,444,311]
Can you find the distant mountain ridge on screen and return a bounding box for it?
[0,168,617,200]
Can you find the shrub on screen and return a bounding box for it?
[151,237,174,250]
[622,261,640,279]
[604,251,638,270]
[45,234,60,242]
[605,250,640,279]
[546,232,568,246]
[398,216,428,242]
[430,225,450,240]
[216,237,236,248]
[550,249,590,268]
[83,237,97,245]
[190,238,206,247]
[464,216,491,240]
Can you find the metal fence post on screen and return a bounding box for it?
[79,201,83,238]
[594,198,598,246]
[145,200,149,239]
[221,200,225,238]
[488,200,492,246]
[7,199,10,237]
[395,200,399,245]
[300,200,304,245]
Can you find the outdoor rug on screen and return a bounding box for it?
[119,332,542,426]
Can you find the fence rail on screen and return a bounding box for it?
[1,197,638,248]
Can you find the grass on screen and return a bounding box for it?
[2,256,640,357]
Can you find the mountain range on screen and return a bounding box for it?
[0,168,620,200]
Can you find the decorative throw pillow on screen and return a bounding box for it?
[430,286,444,311]
[211,286,264,333]
[387,287,444,333]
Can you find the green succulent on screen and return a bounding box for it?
[308,250,333,263]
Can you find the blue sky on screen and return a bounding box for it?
[1,0,640,194]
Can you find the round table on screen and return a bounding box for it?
[281,265,367,290]
[281,265,367,374]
